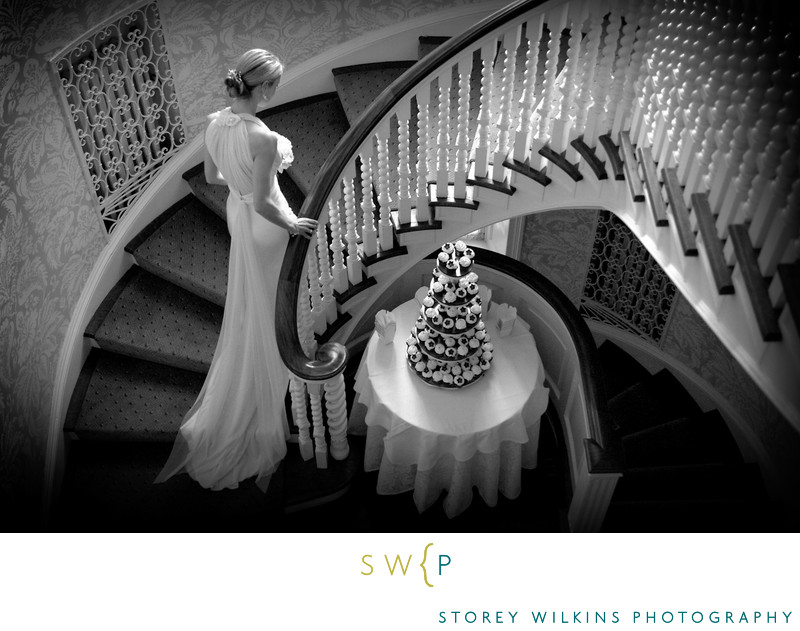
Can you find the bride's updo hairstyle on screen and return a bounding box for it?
[224,49,283,99]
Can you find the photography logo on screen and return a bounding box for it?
[361,542,451,587]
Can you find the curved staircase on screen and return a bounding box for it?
[54,0,799,531]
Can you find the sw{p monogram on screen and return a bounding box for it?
[361,542,451,587]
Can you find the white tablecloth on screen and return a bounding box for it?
[350,298,549,518]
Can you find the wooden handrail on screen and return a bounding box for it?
[276,0,547,380]
[469,247,622,474]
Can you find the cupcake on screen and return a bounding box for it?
[434,343,445,355]
[418,330,429,342]
[437,251,449,263]
[453,375,465,387]
[445,347,457,359]
[475,330,486,340]
[463,370,474,381]
[422,296,434,308]
[432,281,443,293]
[459,255,471,268]
[442,373,454,385]
[455,318,466,330]
[432,371,443,382]
[407,345,418,356]
[415,361,426,372]
[442,318,454,330]
[455,240,466,252]
[442,242,454,254]
[469,338,480,349]
[455,287,467,299]
[445,337,456,347]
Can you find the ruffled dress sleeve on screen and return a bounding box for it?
[274,132,294,173]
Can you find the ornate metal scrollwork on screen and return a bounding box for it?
[581,210,676,344]
[52,2,183,233]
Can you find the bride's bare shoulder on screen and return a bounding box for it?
[247,122,278,159]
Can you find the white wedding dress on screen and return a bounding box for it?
[156,107,296,491]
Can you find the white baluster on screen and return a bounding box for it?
[360,148,378,257]
[306,242,325,336]
[316,220,337,325]
[493,25,521,181]
[606,2,636,144]
[415,91,432,222]
[343,172,361,286]
[396,100,413,225]
[615,0,646,138]
[435,67,452,197]
[753,148,798,267]
[552,18,580,157]
[759,202,800,279]
[574,12,602,138]
[513,13,544,163]
[289,377,313,461]
[376,133,394,251]
[454,56,471,199]
[324,373,350,461]
[474,40,496,179]
[297,270,317,357]
[537,13,564,145]
[587,12,620,146]
[307,382,328,469]
[629,0,659,143]
[328,196,348,294]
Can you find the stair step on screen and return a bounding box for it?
[613,462,766,502]
[662,167,698,255]
[504,157,552,187]
[537,145,582,182]
[334,272,378,306]
[258,93,350,195]
[638,145,668,226]
[598,133,624,180]
[86,267,221,373]
[596,341,650,399]
[126,196,229,307]
[332,61,416,125]
[691,192,734,295]
[570,137,608,181]
[183,164,306,223]
[618,131,645,202]
[609,369,702,435]
[64,349,203,441]
[729,224,782,341]
[602,497,782,532]
[622,410,743,468]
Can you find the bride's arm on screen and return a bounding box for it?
[252,130,316,238]
[204,147,227,186]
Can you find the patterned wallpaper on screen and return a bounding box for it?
[518,208,598,307]
[0,0,483,523]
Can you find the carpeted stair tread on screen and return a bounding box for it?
[258,94,350,195]
[613,462,766,502]
[53,440,281,530]
[609,369,702,435]
[65,349,203,442]
[597,341,650,399]
[88,267,221,373]
[602,497,783,532]
[622,411,743,468]
[183,164,229,220]
[127,197,229,306]
[333,62,416,125]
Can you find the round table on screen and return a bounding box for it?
[349,298,549,518]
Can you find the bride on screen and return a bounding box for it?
[156,49,317,492]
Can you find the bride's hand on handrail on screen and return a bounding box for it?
[291,217,318,239]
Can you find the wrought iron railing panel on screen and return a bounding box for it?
[581,210,676,344]
[52,2,183,233]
